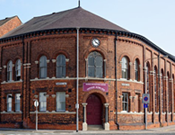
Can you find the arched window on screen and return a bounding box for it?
[122,57,129,79]
[154,66,158,112]
[56,54,66,78]
[39,56,47,79]
[7,60,12,82]
[135,59,139,81]
[15,59,21,81]
[88,51,103,78]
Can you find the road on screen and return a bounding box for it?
[0,125,175,135]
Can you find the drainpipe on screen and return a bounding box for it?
[76,28,79,132]
[115,34,119,129]
[22,36,25,123]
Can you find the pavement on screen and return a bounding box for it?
[0,125,175,134]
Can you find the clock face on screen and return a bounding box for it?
[92,38,100,47]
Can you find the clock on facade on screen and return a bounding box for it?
[92,38,100,47]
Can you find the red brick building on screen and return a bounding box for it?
[0,7,174,130]
[0,16,22,37]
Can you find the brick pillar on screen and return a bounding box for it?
[158,73,162,124]
[22,41,31,128]
[164,76,168,123]
[140,96,143,112]
[51,59,56,78]
[150,70,155,123]
[170,78,173,121]
[129,96,133,112]
[129,62,132,80]
[139,64,142,82]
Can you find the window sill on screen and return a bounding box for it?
[82,77,116,81]
[31,77,72,81]
[1,111,22,114]
[117,78,144,84]
[30,77,116,81]
[30,111,75,114]
[116,111,144,114]
[1,80,23,84]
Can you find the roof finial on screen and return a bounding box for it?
[78,0,80,7]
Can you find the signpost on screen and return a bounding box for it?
[142,94,150,104]
[34,100,39,131]
[142,94,150,130]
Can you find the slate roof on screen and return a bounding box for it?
[0,16,16,26]
[2,7,128,38]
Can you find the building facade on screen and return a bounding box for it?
[0,7,174,130]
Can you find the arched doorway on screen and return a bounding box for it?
[86,94,102,125]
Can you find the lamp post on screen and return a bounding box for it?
[34,99,39,131]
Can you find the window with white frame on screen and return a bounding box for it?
[7,60,12,82]
[56,54,66,78]
[122,93,129,112]
[88,51,103,78]
[56,92,65,111]
[15,59,21,81]
[15,93,20,112]
[39,56,47,79]
[7,94,12,112]
[39,92,47,112]
[121,57,128,79]
[135,59,139,81]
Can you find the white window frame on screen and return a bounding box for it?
[87,51,103,78]
[121,57,128,79]
[15,59,21,81]
[7,94,12,112]
[7,60,12,82]
[122,93,129,112]
[39,92,47,112]
[56,92,66,112]
[15,93,20,112]
[56,54,66,78]
[135,59,139,81]
[39,56,47,79]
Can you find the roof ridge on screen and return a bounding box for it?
[32,7,80,19]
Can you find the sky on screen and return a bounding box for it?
[0,0,175,56]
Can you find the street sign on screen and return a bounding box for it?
[144,104,148,108]
[34,100,39,107]
[142,94,150,104]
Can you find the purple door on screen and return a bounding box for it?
[86,94,102,125]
